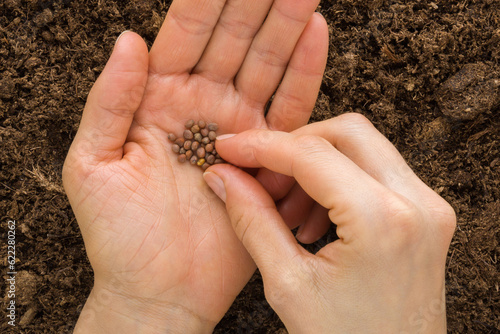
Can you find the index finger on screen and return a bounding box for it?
[214,130,384,217]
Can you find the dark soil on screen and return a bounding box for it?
[0,0,499,333]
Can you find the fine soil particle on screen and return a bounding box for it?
[0,0,499,333]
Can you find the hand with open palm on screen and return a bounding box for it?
[62,0,328,332]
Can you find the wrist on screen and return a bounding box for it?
[74,282,215,334]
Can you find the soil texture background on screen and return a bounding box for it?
[0,0,499,333]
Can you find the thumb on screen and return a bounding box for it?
[203,164,302,275]
[73,31,149,161]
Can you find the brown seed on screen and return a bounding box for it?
[194,133,202,142]
[201,137,210,144]
[214,159,224,164]
[212,149,217,156]
[197,158,206,166]
[208,131,217,140]
[179,148,186,154]
[172,144,180,153]
[190,156,198,165]
[207,123,218,131]
[177,154,187,163]
[196,147,206,158]
[167,133,176,141]
[205,143,214,152]
[191,125,200,133]
[183,140,192,150]
[201,163,210,171]
[185,119,194,128]
[191,141,200,151]
[174,138,185,147]
[183,129,194,139]
[198,120,206,128]
[206,154,215,164]
[200,128,209,137]
[186,150,193,159]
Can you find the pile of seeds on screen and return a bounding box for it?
[167,120,224,170]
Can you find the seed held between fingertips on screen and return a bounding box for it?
[214,158,223,164]
[202,163,210,170]
[206,154,215,164]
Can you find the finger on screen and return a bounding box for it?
[296,203,330,244]
[254,14,328,198]
[192,0,273,82]
[266,12,329,131]
[149,0,226,74]
[255,169,295,200]
[277,183,315,230]
[215,130,384,223]
[203,165,303,275]
[291,114,431,202]
[235,0,320,108]
[75,31,148,161]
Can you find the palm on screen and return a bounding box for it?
[64,0,327,326]
[101,76,270,320]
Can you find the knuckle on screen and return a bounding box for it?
[291,135,333,174]
[264,256,317,310]
[375,192,457,252]
[378,193,422,242]
[337,112,373,129]
[263,267,304,309]
[334,113,378,139]
[252,129,274,148]
[430,199,457,237]
[293,134,331,153]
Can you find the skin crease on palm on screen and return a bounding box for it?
[62,0,328,332]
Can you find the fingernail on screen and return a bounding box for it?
[216,134,236,141]
[115,30,131,45]
[203,172,226,203]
